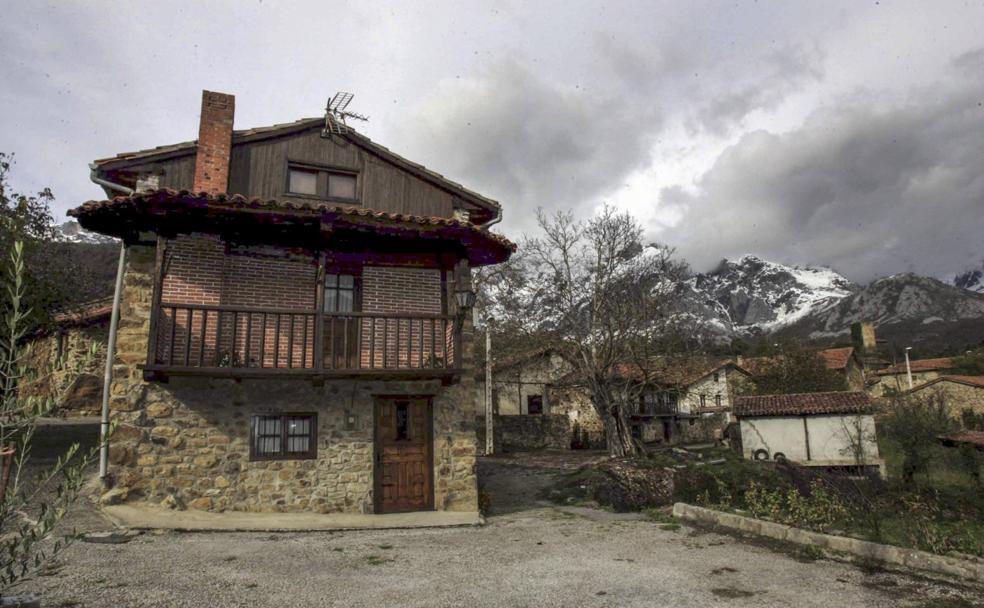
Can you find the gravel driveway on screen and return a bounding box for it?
[23,449,984,607]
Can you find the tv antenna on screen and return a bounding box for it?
[322,91,369,136]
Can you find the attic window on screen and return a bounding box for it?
[287,162,358,201]
[288,168,318,195]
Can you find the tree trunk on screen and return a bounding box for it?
[601,402,637,458]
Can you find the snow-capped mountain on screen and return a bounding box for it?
[680,255,858,337]
[56,221,116,244]
[678,256,984,348]
[954,261,984,294]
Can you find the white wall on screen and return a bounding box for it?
[739,414,880,464]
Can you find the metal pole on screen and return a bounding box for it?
[485,317,493,456]
[99,242,127,479]
[904,347,914,390]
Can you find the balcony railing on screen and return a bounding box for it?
[143,303,460,380]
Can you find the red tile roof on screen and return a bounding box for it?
[734,391,871,417]
[51,297,114,327]
[875,357,955,376]
[67,188,515,266]
[819,347,855,370]
[905,375,984,393]
[938,430,984,449]
[743,348,855,375]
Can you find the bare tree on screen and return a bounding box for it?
[502,205,691,456]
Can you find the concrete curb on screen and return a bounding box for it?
[672,502,984,583]
[101,505,485,533]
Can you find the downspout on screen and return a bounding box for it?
[90,165,133,481]
[481,205,503,229]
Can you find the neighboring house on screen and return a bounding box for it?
[902,375,984,419]
[938,430,984,452]
[869,357,956,397]
[741,346,866,391]
[20,298,112,417]
[70,90,513,515]
[631,361,753,445]
[818,347,866,391]
[734,391,884,475]
[475,347,574,415]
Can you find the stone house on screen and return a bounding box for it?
[869,357,956,397]
[475,347,574,416]
[69,90,513,515]
[734,391,884,475]
[630,361,754,445]
[902,375,984,420]
[741,346,867,391]
[20,298,112,417]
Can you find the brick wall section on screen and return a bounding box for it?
[357,266,449,369]
[157,239,451,370]
[192,90,235,194]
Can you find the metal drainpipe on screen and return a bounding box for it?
[481,205,503,229]
[90,166,133,480]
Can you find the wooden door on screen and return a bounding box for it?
[375,397,433,513]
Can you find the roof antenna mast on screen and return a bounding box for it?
[322,91,369,137]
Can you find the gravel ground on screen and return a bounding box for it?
[18,449,984,607]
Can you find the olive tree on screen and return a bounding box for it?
[0,241,97,595]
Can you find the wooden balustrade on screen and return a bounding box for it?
[145,303,460,379]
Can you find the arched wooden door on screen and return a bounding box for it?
[374,396,433,513]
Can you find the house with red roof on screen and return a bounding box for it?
[869,357,957,397]
[734,391,884,475]
[903,375,984,419]
[71,91,513,517]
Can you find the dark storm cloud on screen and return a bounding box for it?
[394,47,672,235]
[686,45,825,137]
[668,51,984,282]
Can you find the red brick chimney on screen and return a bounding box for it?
[192,90,235,195]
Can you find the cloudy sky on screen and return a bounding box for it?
[2,0,982,283]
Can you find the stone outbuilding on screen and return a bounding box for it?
[902,375,984,420]
[20,298,112,417]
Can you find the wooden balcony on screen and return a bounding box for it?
[141,303,461,383]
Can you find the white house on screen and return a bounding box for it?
[734,391,884,476]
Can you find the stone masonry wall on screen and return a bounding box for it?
[475,414,571,452]
[21,323,108,416]
[106,242,479,513]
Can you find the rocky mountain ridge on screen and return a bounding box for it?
[681,255,984,348]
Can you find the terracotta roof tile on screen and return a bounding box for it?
[876,357,955,376]
[66,188,515,265]
[905,375,984,393]
[819,347,854,370]
[938,430,984,449]
[734,391,871,417]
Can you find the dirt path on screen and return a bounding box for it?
[17,450,984,607]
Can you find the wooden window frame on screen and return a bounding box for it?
[249,413,318,461]
[285,160,360,204]
[323,267,362,313]
[699,394,707,408]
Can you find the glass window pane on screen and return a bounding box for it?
[289,169,318,195]
[338,274,354,288]
[287,436,309,453]
[325,274,338,288]
[328,174,357,199]
[337,290,353,312]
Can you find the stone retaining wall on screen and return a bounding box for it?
[672,502,984,583]
[476,414,571,452]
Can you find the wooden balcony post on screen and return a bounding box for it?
[146,235,167,367]
[314,252,325,374]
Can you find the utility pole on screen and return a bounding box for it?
[485,316,494,456]
[904,346,914,390]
